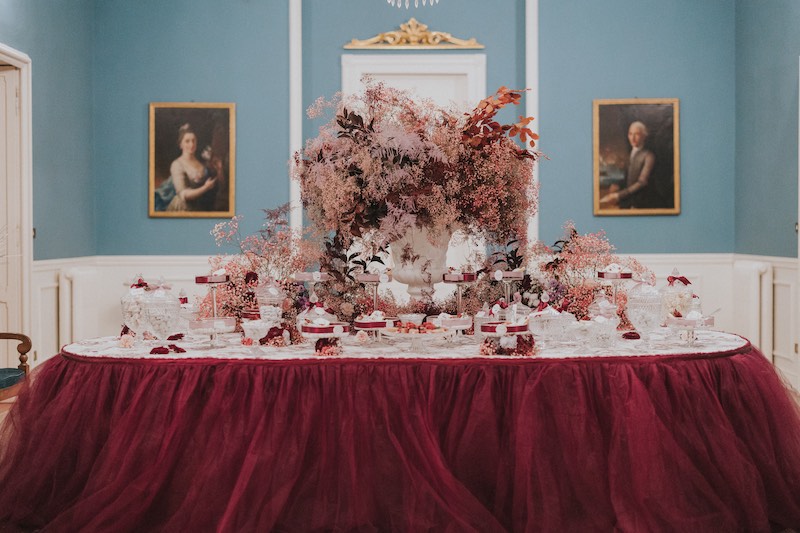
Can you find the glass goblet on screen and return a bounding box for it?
[626,296,662,348]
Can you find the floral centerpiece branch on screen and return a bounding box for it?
[200,204,320,336]
[293,82,541,259]
[211,203,319,282]
[528,222,654,321]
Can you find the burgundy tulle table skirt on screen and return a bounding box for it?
[1,343,800,532]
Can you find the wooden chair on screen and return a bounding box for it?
[0,333,31,402]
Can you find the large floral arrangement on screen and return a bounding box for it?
[292,82,540,253]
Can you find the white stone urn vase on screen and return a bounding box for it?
[389,225,452,300]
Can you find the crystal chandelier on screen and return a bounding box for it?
[387,0,439,7]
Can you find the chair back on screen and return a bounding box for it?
[0,332,31,374]
[0,333,31,401]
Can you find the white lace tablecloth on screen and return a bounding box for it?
[63,329,748,362]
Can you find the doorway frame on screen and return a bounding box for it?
[0,42,32,336]
[340,54,487,105]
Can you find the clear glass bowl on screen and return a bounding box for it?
[189,317,237,347]
[241,319,273,343]
[398,313,426,326]
[121,290,149,335]
[626,295,663,345]
[145,294,181,340]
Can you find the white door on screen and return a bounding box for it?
[0,66,22,368]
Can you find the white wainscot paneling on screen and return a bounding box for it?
[633,253,735,334]
[92,256,212,338]
[31,256,211,367]
[769,259,798,388]
[32,258,85,364]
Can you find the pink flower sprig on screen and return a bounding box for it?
[528,222,655,321]
[211,203,320,283]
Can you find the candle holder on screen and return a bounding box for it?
[293,271,332,306]
[195,273,230,343]
[442,272,477,316]
[597,269,633,310]
[356,272,392,312]
[493,270,524,307]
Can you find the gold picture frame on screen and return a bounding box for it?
[593,98,680,216]
[149,102,235,218]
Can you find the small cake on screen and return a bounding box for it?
[356,272,392,283]
[443,272,478,282]
[431,313,472,329]
[300,321,350,335]
[493,269,524,281]
[597,262,633,280]
[480,321,528,335]
[195,274,230,284]
[354,310,398,329]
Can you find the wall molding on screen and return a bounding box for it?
[341,54,487,105]
[526,0,539,243]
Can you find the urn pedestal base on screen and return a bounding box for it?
[389,226,452,300]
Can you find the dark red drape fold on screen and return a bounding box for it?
[1,345,799,532]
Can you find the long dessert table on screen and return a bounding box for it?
[1,331,799,531]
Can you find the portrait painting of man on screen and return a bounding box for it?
[593,98,680,216]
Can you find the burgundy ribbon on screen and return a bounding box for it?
[309,302,336,315]
[667,275,691,286]
[259,327,286,345]
[149,344,186,355]
[494,300,509,310]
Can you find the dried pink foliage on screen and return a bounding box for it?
[292,82,540,250]
[210,204,320,282]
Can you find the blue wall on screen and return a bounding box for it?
[93,0,290,255]
[4,0,798,258]
[539,0,736,252]
[735,0,799,257]
[0,0,96,260]
[303,0,525,137]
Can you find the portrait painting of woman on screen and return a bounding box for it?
[593,98,680,216]
[149,103,235,218]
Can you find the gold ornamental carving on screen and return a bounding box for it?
[344,18,484,49]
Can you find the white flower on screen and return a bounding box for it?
[499,335,518,350]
